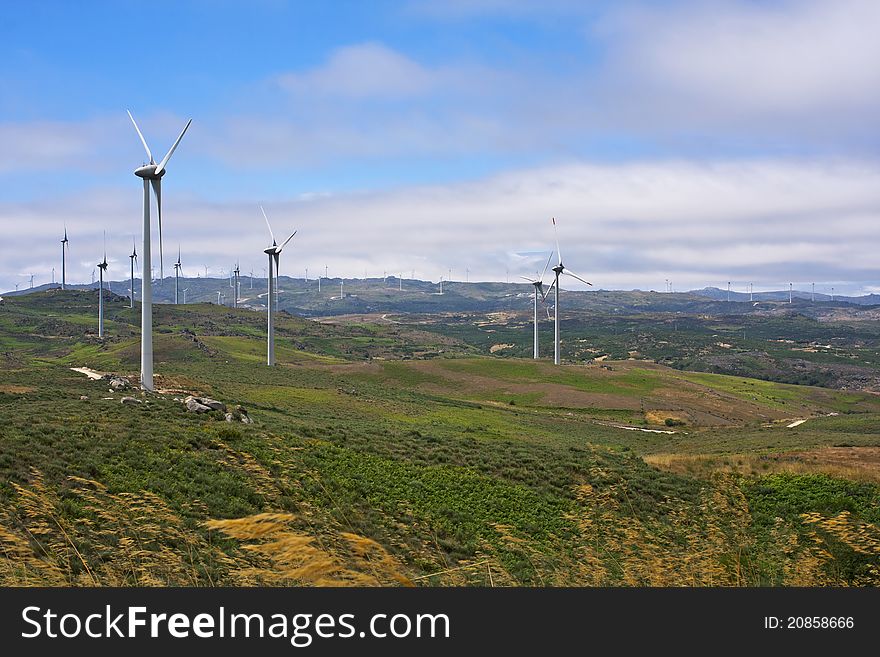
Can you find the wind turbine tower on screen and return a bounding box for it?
[546,218,592,366]
[129,239,138,309]
[233,263,240,308]
[60,227,69,290]
[97,243,108,338]
[173,247,183,305]
[127,110,192,391]
[789,283,793,304]
[261,206,296,366]
[522,253,553,359]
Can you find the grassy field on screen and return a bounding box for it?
[1,290,878,586]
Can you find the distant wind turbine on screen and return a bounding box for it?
[261,205,296,366]
[127,109,192,391]
[521,252,553,359]
[173,247,183,305]
[97,235,108,338]
[60,226,69,290]
[233,262,240,308]
[544,218,592,365]
[129,238,138,309]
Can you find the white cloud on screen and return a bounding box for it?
[276,43,443,99]
[596,0,880,124]
[4,157,880,294]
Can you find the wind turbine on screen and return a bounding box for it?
[127,110,192,391]
[789,283,793,304]
[128,238,138,309]
[261,206,296,366]
[544,218,592,366]
[521,252,553,359]
[727,281,731,302]
[233,262,240,308]
[30,274,35,289]
[750,282,753,302]
[173,247,183,305]
[97,237,108,338]
[60,227,69,290]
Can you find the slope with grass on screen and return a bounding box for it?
[1,290,878,586]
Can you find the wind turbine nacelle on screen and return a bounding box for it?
[134,164,165,179]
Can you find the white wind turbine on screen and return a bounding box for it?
[127,110,192,391]
[97,235,108,338]
[261,206,296,366]
[520,252,554,359]
[233,262,240,308]
[60,226,69,290]
[544,218,592,365]
[129,238,138,309]
[173,247,183,305]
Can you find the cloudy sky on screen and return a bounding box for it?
[2,0,879,294]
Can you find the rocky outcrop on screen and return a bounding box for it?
[185,396,213,413]
[121,396,141,405]
[102,374,131,391]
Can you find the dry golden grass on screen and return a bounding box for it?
[645,448,880,484]
[203,513,413,586]
[2,467,875,587]
[0,384,36,394]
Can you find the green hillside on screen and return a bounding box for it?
[1,290,878,586]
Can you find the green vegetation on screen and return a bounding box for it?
[1,290,878,586]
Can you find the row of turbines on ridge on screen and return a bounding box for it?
[29,111,847,391]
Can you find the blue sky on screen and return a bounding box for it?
[2,0,880,294]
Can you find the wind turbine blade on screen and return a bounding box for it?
[150,178,164,279]
[519,275,535,283]
[278,230,297,251]
[155,118,192,174]
[127,110,153,163]
[542,277,557,301]
[540,251,553,281]
[562,270,593,286]
[260,205,276,244]
[273,252,280,277]
[552,217,562,265]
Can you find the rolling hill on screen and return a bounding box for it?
[1,290,878,586]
